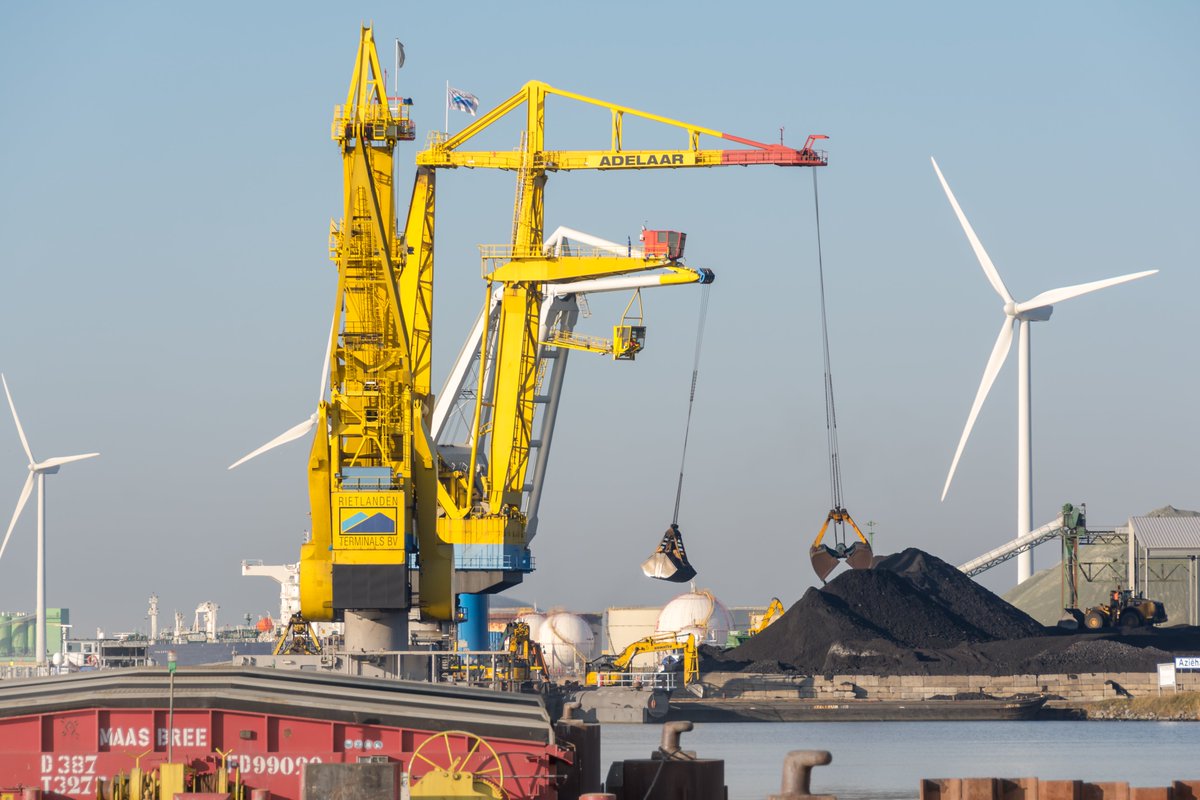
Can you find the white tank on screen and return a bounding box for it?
[536,612,595,677]
[655,589,734,645]
[515,612,546,642]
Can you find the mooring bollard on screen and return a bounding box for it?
[768,749,836,800]
[658,720,695,759]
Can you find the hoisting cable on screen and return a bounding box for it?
[813,169,842,513]
[641,283,710,583]
[808,169,874,582]
[672,283,712,525]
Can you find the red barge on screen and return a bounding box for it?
[0,666,580,799]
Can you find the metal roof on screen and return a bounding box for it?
[1129,516,1200,554]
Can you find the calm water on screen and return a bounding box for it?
[599,721,1200,800]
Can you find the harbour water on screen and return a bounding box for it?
[600,721,1200,800]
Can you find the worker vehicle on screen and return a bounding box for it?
[1072,588,1168,630]
[585,632,698,689]
[726,597,786,646]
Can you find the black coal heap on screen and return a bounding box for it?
[708,547,1196,676]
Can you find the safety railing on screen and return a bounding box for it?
[452,550,535,571]
[479,242,648,278]
[591,671,678,691]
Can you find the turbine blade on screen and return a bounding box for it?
[318,318,335,405]
[931,158,1014,304]
[1015,270,1158,314]
[0,472,35,562]
[941,317,1015,501]
[1,375,35,464]
[228,414,317,470]
[36,453,100,470]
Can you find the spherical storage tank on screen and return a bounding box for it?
[656,589,734,645]
[515,612,546,642]
[535,612,594,677]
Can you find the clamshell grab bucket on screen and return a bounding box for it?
[809,540,874,584]
[642,524,697,583]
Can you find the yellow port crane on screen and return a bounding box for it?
[295,27,456,632]
[413,80,829,604]
[291,29,829,640]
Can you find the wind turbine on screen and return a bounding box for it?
[1,375,99,667]
[228,322,334,470]
[932,157,1157,583]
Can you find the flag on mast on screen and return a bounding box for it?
[447,86,479,116]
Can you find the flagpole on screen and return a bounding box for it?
[445,80,450,133]
[393,41,399,96]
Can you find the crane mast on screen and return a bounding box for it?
[298,28,455,642]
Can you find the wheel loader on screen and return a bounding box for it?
[1067,588,1167,631]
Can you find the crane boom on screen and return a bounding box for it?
[418,81,827,171]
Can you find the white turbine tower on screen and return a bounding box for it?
[932,158,1157,583]
[1,375,99,667]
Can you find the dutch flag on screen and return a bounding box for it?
[447,86,480,116]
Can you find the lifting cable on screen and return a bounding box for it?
[812,169,844,512]
[807,168,874,581]
[671,283,712,525]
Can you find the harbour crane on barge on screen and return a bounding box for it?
[241,28,829,651]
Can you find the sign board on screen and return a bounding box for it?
[1175,656,1200,671]
[1158,662,1176,687]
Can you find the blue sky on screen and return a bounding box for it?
[0,2,1195,635]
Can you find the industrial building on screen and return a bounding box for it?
[1127,514,1200,626]
[1003,507,1200,626]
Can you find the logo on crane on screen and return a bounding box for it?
[341,511,397,534]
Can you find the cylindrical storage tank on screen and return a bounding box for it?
[0,614,11,657]
[23,617,38,656]
[515,612,546,642]
[536,612,594,678]
[655,589,734,646]
[11,616,30,657]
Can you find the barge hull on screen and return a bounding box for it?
[0,667,568,800]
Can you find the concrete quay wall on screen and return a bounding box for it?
[703,671,1200,703]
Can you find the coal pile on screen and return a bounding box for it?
[707,547,1200,677]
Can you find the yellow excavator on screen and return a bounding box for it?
[727,597,785,646]
[585,633,698,688]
